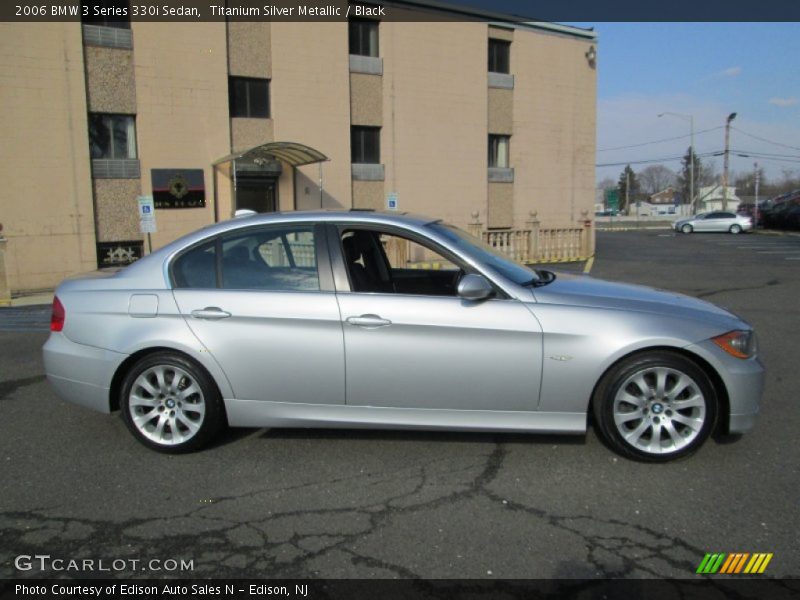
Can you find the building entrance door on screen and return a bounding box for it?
[235,176,278,213]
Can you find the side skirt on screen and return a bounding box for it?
[224,399,587,434]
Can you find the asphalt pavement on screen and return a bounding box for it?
[0,230,798,581]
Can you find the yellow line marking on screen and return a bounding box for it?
[583,256,594,274]
[745,554,762,573]
[758,553,773,573]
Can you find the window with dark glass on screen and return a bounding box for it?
[349,19,379,57]
[81,0,131,28]
[173,242,216,289]
[351,126,380,164]
[88,113,137,159]
[229,77,270,118]
[488,135,510,168]
[488,39,510,73]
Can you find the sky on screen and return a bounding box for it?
[579,22,800,186]
[451,2,800,187]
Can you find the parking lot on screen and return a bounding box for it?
[1,230,798,580]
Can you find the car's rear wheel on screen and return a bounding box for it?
[729,224,742,234]
[592,351,717,462]
[681,224,693,234]
[120,352,225,453]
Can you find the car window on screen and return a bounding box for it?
[173,227,320,291]
[222,227,319,291]
[173,241,216,289]
[341,228,462,296]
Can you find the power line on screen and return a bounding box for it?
[731,149,800,160]
[596,150,722,168]
[732,127,800,152]
[597,126,724,152]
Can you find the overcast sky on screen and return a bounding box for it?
[449,2,800,185]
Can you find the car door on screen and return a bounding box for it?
[171,223,345,404]
[331,224,543,412]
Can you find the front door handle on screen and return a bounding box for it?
[190,307,232,320]
[346,314,392,328]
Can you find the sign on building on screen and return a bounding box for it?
[151,169,206,209]
[387,192,398,211]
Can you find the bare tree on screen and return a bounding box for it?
[639,165,677,196]
[597,177,616,191]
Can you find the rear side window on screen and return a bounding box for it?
[173,242,216,289]
[172,226,320,291]
[221,227,319,291]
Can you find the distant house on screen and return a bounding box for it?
[697,185,740,212]
[649,186,681,206]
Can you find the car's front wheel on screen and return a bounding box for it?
[729,224,742,234]
[681,224,693,234]
[592,351,717,462]
[120,352,225,453]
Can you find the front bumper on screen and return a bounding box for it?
[685,339,765,434]
[42,333,127,413]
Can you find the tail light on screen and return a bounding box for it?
[50,296,65,332]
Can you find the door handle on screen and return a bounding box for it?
[346,314,392,328]
[190,307,232,320]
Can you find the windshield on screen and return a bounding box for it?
[427,222,540,286]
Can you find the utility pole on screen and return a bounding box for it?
[754,162,760,228]
[722,112,737,211]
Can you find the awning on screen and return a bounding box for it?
[213,141,328,168]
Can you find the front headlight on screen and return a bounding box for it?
[712,330,757,359]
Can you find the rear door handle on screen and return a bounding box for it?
[190,307,232,320]
[346,314,392,328]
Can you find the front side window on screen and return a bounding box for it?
[488,39,510,73]
[349,19,379,57]
[351,126,380,164]
[88,113,137,159]
[342,229,462,296]
[229,77,270,118]
[488,134,510,168]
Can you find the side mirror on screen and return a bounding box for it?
[457,273,494,301]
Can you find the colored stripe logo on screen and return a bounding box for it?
[697,553,773,574]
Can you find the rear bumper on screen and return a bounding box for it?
[42,333,127,413]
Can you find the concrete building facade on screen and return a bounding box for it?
[0,6,597,293]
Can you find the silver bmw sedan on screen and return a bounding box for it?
[43,211,764,461]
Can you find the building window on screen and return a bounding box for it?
[488,39,510,74]
[229,77,270,119]
[352,126,380,164]
[488,135,510,168]
[81,0,130,28]
[88,113,137,159]
[349,19,379,57]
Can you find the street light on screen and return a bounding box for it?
[658,112,695,214]
[722,112,737,211]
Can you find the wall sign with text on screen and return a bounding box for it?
[151,169,206,209]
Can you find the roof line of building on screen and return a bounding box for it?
[387,0,598,40]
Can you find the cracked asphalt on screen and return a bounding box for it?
[0,230,798,581]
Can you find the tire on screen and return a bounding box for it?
[120,352,225,453]
[729,224,742,234]
[592,351,718,462]
[681,224,693,234]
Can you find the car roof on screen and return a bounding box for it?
[118,210,442,284]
